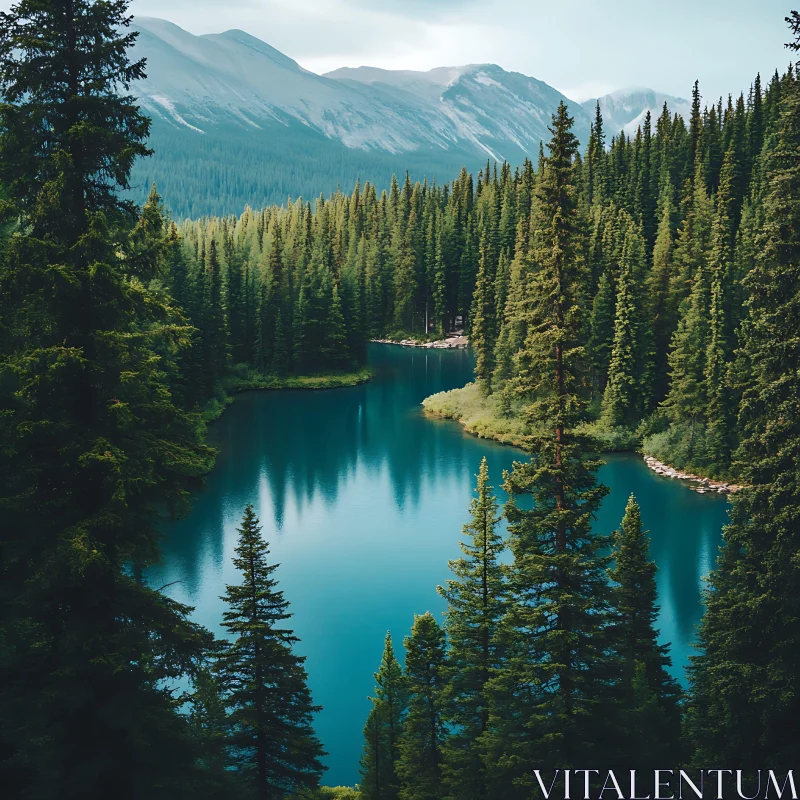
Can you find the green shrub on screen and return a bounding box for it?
[288,788,361,800]
[579,420,640,452]
[640,420,733,479]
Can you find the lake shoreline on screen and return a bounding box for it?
[422,382,742,495]
[201,367,375,424]
[371,334,469,349]
[642,456,743,494]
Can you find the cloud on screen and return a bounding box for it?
[342,0,483,21]
[2,0,791,104]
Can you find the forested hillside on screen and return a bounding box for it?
[1,1,799,799]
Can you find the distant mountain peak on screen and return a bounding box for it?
[583,88,692,137]
[212,28,305,72]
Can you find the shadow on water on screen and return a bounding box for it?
[150,343,729,786]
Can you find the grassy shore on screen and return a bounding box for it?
[223,366,373,393]
[202,365,374,422]
[422,382,529,448]
[422,382,639,453]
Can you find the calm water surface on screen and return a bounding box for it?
[151,344,729,786]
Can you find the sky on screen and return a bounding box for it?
[2,0,795,101]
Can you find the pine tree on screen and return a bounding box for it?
[586,101,607,204]
[129,183,168,280]
[392,218,417,333]
[484,105,618,797]
[225,229,248,365]
[601,230,640,428]
[204,236,228,386]
[272,309,289,375]
[470,232,496,393]
[188,664,235,799]
[323,282,350,369]
[216,506,325,798]
[704,145,738,471]
[588,270,615,399]
[661,260,711,453]
[396,613,447,800]
[431,215,447,336]
[360,633,408,800]
[438,458,506,800]
[608,495,683,765]
[670,163,714,309]
[647,178,678,401]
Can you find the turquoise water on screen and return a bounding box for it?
[151,344,729,786]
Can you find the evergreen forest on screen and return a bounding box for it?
[1,1,799,799]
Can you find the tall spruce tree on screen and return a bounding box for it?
[661,258,711,458]
[216,505,325,798]
[470,232,496,393]
[360,633,408,800]
[601,223,642,428]
[587,269,615,399]
[608,495,683,765]
[484,105,619,797]
[647,178,679,402]
[396,613,447,800]
[438,458,506,800]
[704,145,738,471]
[0,3,216,797]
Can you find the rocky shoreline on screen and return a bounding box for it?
[643,455,743,494]
[371,334,469,349]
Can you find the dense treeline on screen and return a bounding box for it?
[465,61,790,479]
[2,0,800,797]
[163,160,519,395]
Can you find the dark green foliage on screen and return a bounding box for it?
[687,24,800,767]
[588,270,615,398]
[3,2,799,792]
[360,633,408,800]
[0,3,216,797]
[470,234,496,392]
[601,220,649,427]
[216,505,325,798]
[483,105,620,794]
[396,613,447,800]
[188,664,235,799]
[608,495,683,764]
[438,458,506,800]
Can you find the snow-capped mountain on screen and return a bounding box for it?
[582,88,692,138]
[130,17,589,163]
[326,64,589,162]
